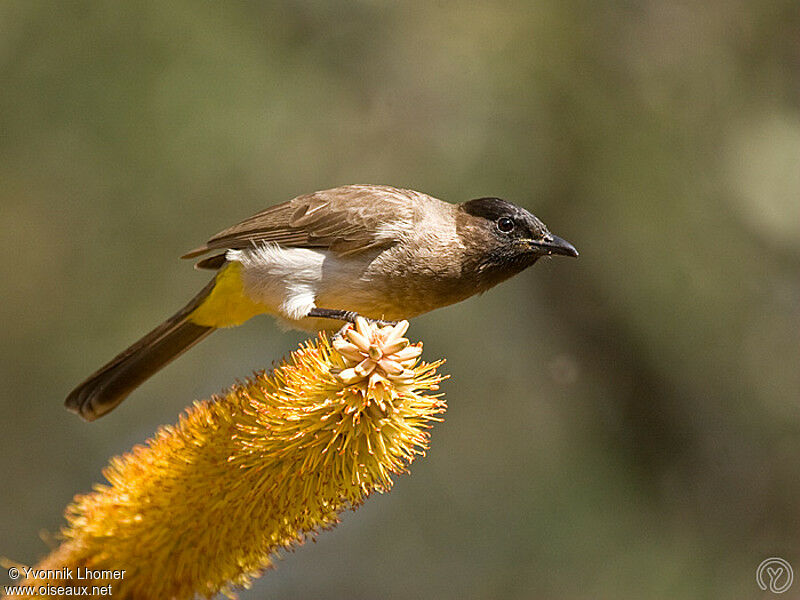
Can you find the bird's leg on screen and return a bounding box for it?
[306,308,397,339]
[307,308,360,324]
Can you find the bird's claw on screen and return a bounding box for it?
[332,316,397,339]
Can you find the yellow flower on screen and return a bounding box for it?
[4,321,445,600]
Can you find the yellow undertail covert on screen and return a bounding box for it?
[188,261,268,328]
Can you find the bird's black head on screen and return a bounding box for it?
[457,197,578,283]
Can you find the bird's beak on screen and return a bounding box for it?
[528,235,579,257]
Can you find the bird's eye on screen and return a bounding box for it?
[496,217,515,233]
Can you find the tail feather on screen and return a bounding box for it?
[65,279,217,421]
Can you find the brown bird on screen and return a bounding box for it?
[66,184,578,421]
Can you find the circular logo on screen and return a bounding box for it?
[757,557,794,594]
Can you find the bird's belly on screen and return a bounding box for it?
[314,268,472,323]
[232,244,470,331]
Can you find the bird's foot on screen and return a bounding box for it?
[307,308,397,339]
[333,318,398,339]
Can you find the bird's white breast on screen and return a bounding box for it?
[227,244,384,329]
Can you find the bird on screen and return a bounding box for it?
[66,184,578,421]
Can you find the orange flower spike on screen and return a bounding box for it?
[5,321,445,600]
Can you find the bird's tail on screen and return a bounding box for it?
[65,278,219,421]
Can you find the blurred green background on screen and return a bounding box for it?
[2,2,799,598]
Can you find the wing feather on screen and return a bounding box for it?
[182,185,419,261]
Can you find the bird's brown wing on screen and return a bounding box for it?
[182,185,418,261]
